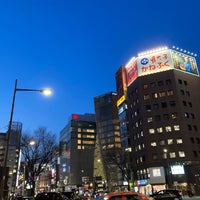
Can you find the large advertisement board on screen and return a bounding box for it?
[125,48,199,86]
[137,49,174,76]
[171,50,199,75]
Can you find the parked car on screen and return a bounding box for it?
[14,196,35,200]
[62,191,75,199]
[103,191,152,200]
[35,192,69,200]
[149,189,183,200]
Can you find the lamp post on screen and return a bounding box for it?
[0,79,52,200]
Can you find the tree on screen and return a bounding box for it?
[20,127,58,195]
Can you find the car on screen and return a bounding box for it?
[14,196,35,200]
[35,192,69,200]
[103,191,152,200]
[62,191,75,199]
[149,189,183,200]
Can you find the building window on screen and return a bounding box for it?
[191,113,195,119]
[178,79,182,84]
[184,80,188,85]
[180,89,185,95]
[143,84,148,89]
[158,81,164,86]
[144,94,150,100]
[153,103,159,109]
[186,91,190,96]
[152,92,158,99]
[174,125,180,131]
[151,142,157,147]
[171,113,177,119]
[170,152,176,158]
[167,90,174,96]
[163,114,170,120]
[159,140,165,145]
[177,139,183,144]
[193,151,198,157]
[149,128,155,134]
[184,112,189,118]
[159,91,166,97]
[147,117,153,123]
[168,139,173,145]
[157,127,163,133]
[150,82,156,87]
[155,115,161,121]
[193,125,198,131]
[146,105,151,112]
[169,101,176,107]
[166,79,172,85]
[190,137,195,143]
[188,102,192,107]
[188,124,192,131]
[152,154,158,160]
[161,102,167,108]
[165,126,172,132]
[178,151,185,157]
[183,101,187,106]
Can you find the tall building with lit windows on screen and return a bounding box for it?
[59,113,96,188]
[115,46,200,194]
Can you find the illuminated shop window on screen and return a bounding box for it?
[179,151,185,157]
[176,139,183,144]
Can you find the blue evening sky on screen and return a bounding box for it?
[0,0,200,138]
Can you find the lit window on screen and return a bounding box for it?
[167,90,174,96]
[149,129,155,134]
[174,125,180,131]
[184,112,189,118]
[168,139,173,145]
[170,152,176,158]
[157,127,163,133]
[147,117,153,123]
[77,145,81,149]
[152,154,158,160]
[78,128,81,132]
[77,140,81,144]
[153,93,158,99]
[78,134,81,138]
[176,139,183,144]
[159,91,166,97]
[143,84,148,89]
[151,142,157,147]
[165,126,172,132]
[171,113,177,119]
[144,94,150,100]
[179,151,185,157]
[146,105,151,112]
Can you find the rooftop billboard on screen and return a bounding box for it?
[125,47,199,86]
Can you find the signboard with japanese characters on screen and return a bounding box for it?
[137,49,174,76]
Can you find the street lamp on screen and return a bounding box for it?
[0,79,52,200]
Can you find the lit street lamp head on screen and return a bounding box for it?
[40,88,52,96]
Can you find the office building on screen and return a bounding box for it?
[115,46,200,194]
[94,92,121,190]
[59,113,96,189]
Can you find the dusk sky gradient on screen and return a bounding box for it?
[0,0,200,138]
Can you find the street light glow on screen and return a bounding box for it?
[40,88,52,96]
